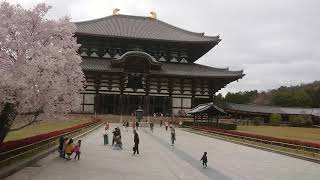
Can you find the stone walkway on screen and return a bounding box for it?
[5,124,320,180]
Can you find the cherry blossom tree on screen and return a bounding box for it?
[0,2,84,144]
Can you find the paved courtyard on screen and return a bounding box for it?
[6,124,320,180]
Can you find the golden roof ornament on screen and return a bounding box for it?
[113,8,120,15]
[150,11,157,19]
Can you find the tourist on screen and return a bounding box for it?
[74,140,81,160]
[112,128,117,146]
[105,122,109,131]
[126,121,129,132]
[133,130,139,155]
[132,121,136,130]
[170,126,176,146]
[160,120,163,127]
[136,121,139,130]
[112,127,122,149]
[58,136,64,158]
[200,152,208,168]
[150,121,154,133]
[165,121,169,131]
[62,137,69,159]
[103,131,108,146]
[65,138,74,161]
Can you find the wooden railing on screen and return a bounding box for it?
[191,127,320,158]
[0,121,100,168]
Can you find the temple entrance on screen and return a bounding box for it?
[96,94,171,115]
[96,94,119,114]
[150,96,166,115]
[123,95,145,115]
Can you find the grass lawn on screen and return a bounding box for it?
[4,119,91,142]
[237,125,320,143]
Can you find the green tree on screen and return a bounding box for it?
[224,90,258,104]
[271,90,312,107]
[270,114,282,126]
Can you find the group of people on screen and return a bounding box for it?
[58,136,81,161]
[103,122,140,155]
[57,121,208,168]
[122,121,140,131]
[112,127,122,149]
[102,121,208,168]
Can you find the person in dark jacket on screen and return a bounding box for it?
[200,152,208,168]
[135,121,139,130]
[133,130,139,155]
[58,136,64,158]
[125,121,129,131]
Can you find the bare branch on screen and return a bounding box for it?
[9,110,42,131]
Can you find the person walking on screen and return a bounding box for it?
[126,121,129,132]
[150,121,154,133]
[105,122,109,131]
[165,121,169,131]
[74,140,81,160]
[133,130,139,155]
[170,126,176,146]
[103,131,108,145]
[200,152,208,168]
[132,121,136,130]
[160,120,163,127]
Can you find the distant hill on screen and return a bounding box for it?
[220,81,320,108]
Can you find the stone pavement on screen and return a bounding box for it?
[5,124,320,180]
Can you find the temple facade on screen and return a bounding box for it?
[75,12,244,115]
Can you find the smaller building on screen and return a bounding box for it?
[223,103,320,124]
[188,102,227,123]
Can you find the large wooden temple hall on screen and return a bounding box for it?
[75,10,244,115]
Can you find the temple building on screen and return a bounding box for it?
[75,10,244,115]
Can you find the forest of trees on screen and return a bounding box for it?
[217,81,320,108]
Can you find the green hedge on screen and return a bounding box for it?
[289,115,313,127]
[270,114,282,126]
[182,121,237,130]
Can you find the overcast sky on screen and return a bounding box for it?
[12,0,320,95]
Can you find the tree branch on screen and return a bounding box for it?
[9,110,42,131]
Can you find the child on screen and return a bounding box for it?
[200,152,208,168]
[65,139,74,161]
[74,140,81,160]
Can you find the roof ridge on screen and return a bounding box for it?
[75,14,219,40]
[227,102,317,110]
[154,17,218,39]
[194,63,243,73]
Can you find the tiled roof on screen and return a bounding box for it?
[224,103,320,117]
[81,58,244,78]
[188,102,226,114]
[75,15,220,43]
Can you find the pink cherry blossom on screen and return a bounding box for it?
[0,2,84,142]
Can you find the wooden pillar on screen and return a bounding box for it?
[94,76,100,114]
[168,78,173,116]
[145,76,150,117]
[113,94,116,114]
[191,79,196,108]
[119,75,125,115]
